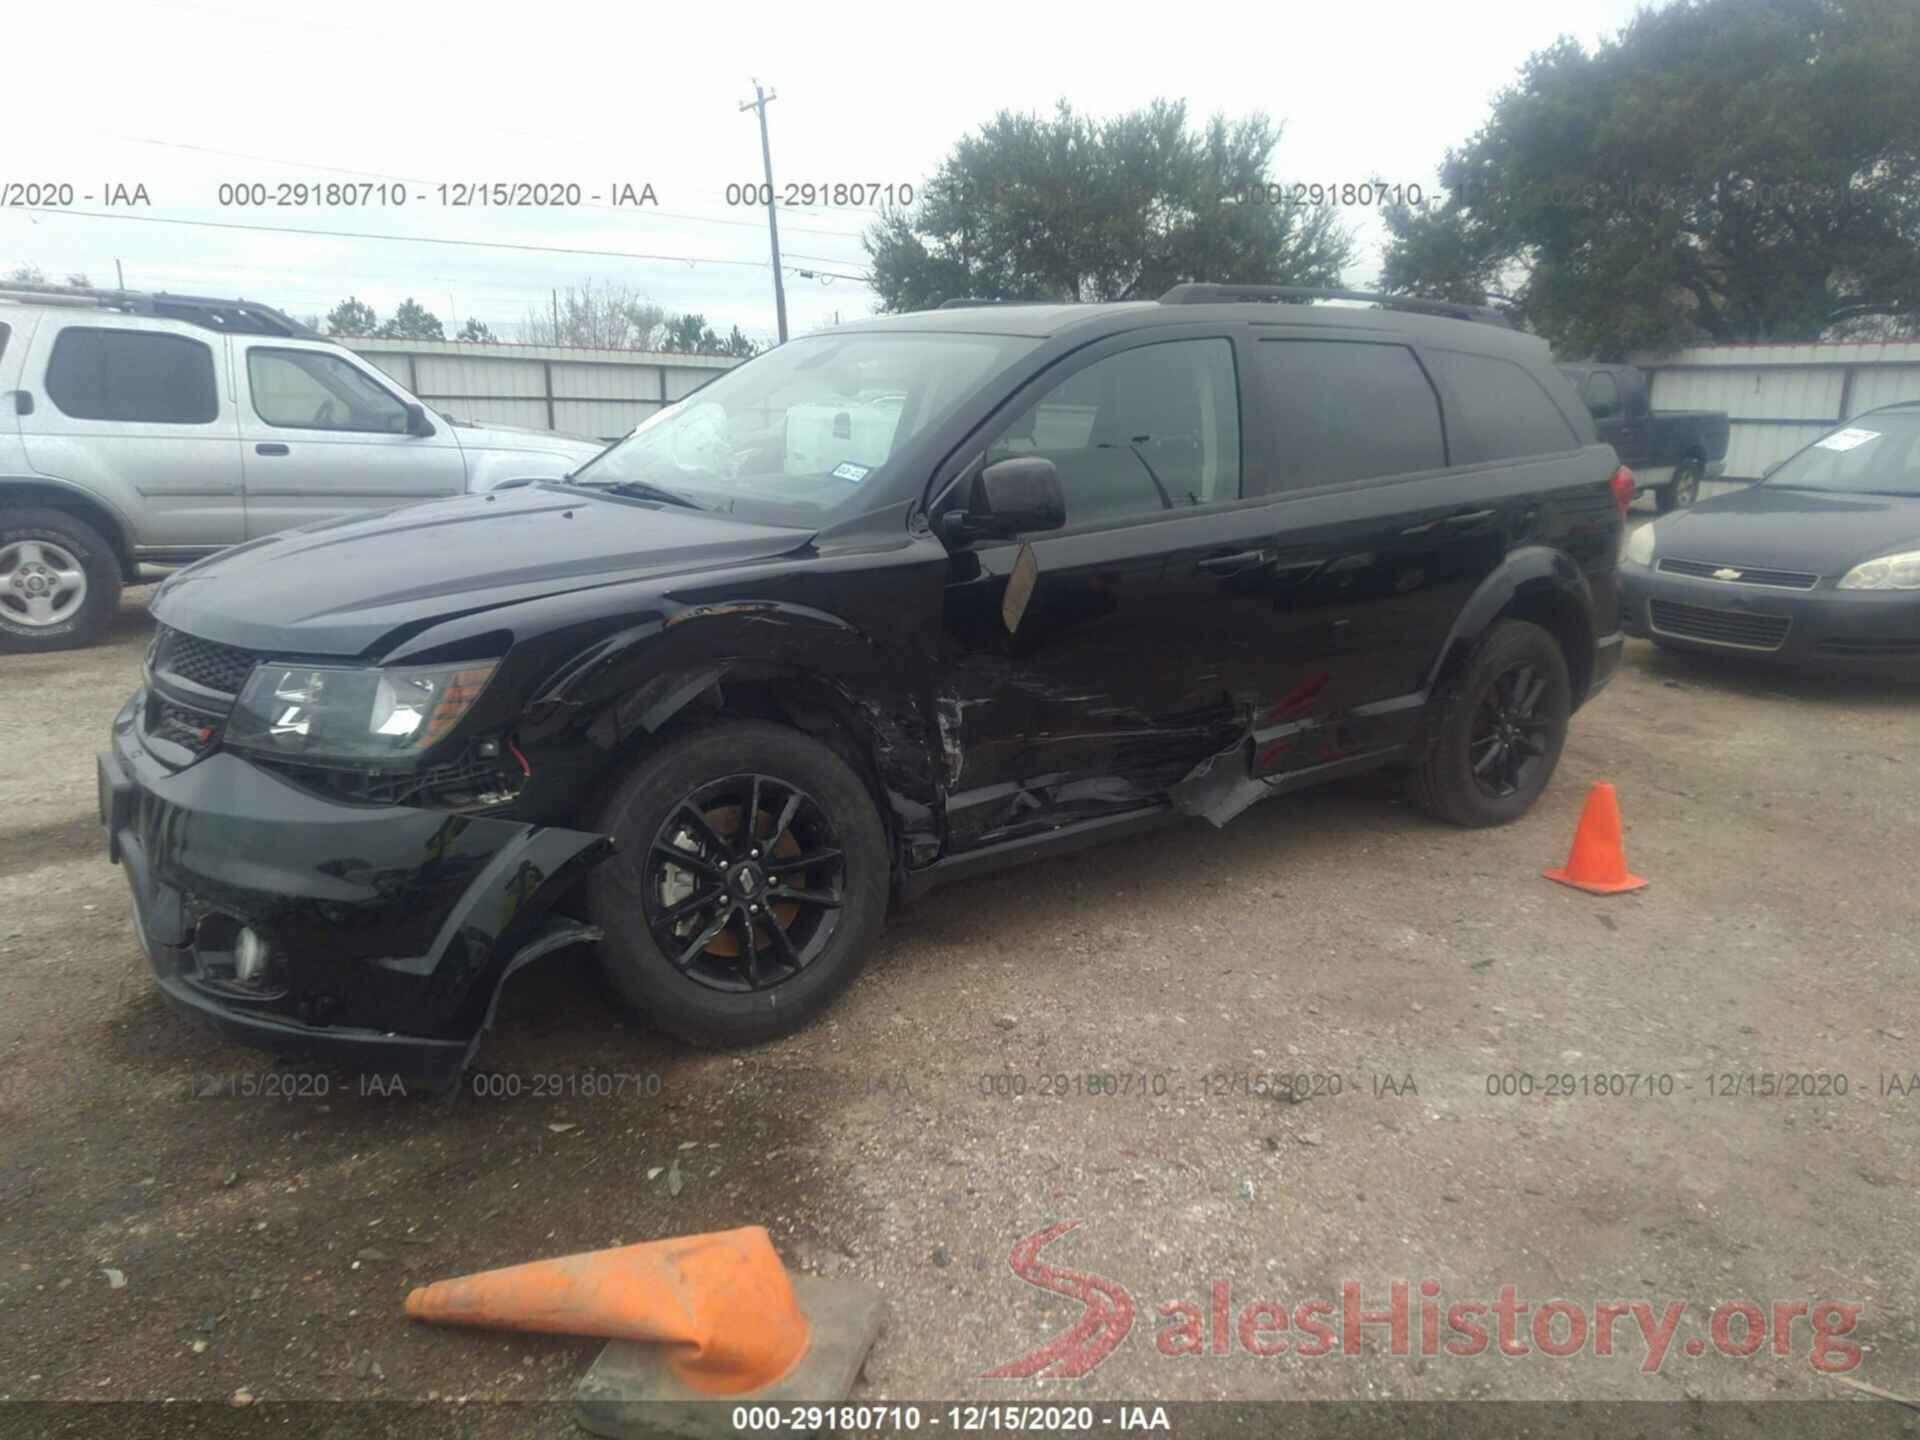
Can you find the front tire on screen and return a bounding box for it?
[0,508,122,653]
[1411,619,1572,827]
[588,720,889,1047]
[1655,458,1703,513]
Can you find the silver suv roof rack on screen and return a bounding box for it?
[1158,283,1515,329]
[0,281,320,338]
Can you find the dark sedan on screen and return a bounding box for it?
[1619,402,1920,672]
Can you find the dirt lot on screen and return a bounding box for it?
[1,570,1917,1432]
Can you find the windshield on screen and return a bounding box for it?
[567,331,1034,515]
[1765,411,1920,496]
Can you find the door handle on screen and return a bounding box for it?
[1444,509,1495,525]
[1198,549,1269,576]
[254,443,290,457]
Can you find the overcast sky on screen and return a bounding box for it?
[7,0,1650,345]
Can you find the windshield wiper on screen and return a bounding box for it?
[572,478,705,510]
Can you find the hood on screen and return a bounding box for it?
[151,486,815,656]
[1650,484,1920,576]
[446,420,605,459]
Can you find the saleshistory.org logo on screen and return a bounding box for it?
[983,1223,1864,1378]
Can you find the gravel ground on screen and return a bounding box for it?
[1,571,1916,1433]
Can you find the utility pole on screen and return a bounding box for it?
[739,80,789,344]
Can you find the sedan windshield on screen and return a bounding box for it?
[1766,411,1920,496]
[565,331,1034,516]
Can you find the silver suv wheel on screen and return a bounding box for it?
[1,539,90,628]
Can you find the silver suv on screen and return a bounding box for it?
[0,286,605,651]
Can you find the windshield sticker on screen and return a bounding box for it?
[1816,427,1881,452]
[831,462,872,483]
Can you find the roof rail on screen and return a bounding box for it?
[1158,283,1515,328]
[0,281,321,338]
[935,297,1063,309]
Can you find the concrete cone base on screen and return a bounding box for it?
[575,1275,885,1440]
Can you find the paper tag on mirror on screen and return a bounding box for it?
[1002,543,1038,634]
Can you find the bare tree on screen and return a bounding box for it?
[521,279,669,350]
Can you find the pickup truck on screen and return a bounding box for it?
[1,287,605,652]
[1556,361,1730,513]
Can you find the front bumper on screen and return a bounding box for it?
[100,693,610,1077]
[1619,563,1920,672]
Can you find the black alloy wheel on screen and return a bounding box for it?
[1468,663,1554,799]
[1409,618,1571,827]
[589,719,888,1046]
[641,773,846,994]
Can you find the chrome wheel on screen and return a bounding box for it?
[0,539,88,628]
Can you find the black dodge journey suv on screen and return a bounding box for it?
[99,284,1628,1078]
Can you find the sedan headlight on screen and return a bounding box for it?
[1837,549,1920,591]
[1623,522,1656,566]
[225,661,498,763]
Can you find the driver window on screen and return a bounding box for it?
[248,349,410,433]
[987,338,1241,526]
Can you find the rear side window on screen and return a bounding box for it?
[1424,349,1580,464]
[1256,339,1444,489]
[45,327,219,424]
[1584,371,1619,415]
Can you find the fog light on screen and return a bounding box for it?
[234,927,270,985]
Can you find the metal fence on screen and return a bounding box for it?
[1633,339,1920,481]
[346,338,743,442]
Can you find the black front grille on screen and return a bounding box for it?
[1658,557,1819,590]
[153,625,259,695]
[147,697,223,753]
[1649,599,1791,651]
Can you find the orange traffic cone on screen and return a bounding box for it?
[405,1225,810,1395]
[1544,782,1648,894]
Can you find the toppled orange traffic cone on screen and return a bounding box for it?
[405,1225,809,1393]
[1544,781,1648,894]
[407,1226,884,1438]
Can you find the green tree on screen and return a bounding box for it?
[325,296,380,337]
[661,313,720,353]
[456,317,496,343]
[718,325,760,358]
[378,297,445,341]
[865,99,1352,310]
[1381,0,1920,355]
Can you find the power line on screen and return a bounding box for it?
[16,207,871,282]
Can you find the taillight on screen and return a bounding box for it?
[1609,465,1636,515]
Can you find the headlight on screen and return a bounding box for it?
[1837,549,1920,591]
[225,661,498,763]
[1623,522,1656,566]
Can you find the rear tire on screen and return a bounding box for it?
[1655,458,1703,513]
[1411,619,1571,827]
[0,508,122,653]
[588,720,889,1047]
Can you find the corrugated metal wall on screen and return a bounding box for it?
[1632,341,1920,480]
[346,338,742,442]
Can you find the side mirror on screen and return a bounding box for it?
[404,402,436,437]
[942,456,1066,543]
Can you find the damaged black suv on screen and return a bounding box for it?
[100,285,1628,1079]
